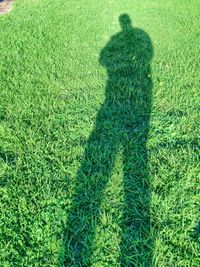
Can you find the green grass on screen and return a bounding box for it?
[0,0,200,266]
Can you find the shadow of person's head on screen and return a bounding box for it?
[119,13,133,32]
[100,13,153,70]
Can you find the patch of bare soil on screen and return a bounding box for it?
[0,0,14,15]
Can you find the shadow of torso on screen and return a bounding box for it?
[96,27,153,146]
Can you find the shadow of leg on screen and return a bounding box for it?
[64,108,118,266]
[120,129,152,266]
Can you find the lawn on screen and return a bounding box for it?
[0,0,199,266]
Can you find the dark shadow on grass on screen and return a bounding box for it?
[63,14,153,266]
[191,222,200,243]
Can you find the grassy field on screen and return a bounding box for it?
[0,0,200,266]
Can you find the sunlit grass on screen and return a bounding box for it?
[0,0,199,266]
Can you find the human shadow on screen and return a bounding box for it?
[64,14,153,266]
